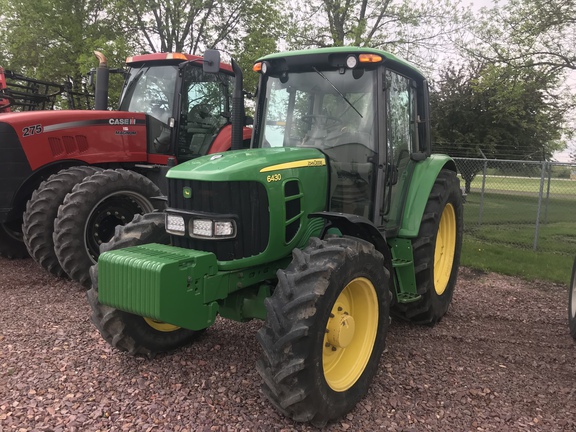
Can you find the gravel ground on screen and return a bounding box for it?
[1,257,576,432]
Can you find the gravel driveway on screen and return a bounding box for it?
[1,258,575,431]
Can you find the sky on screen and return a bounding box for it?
[467,0,574,164]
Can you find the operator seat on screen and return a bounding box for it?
[187,104,219,155]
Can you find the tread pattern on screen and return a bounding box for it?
[22,166,101,277]
[257,236,390,426]
[87,212,199,358]
[393,169,463,324]
[53,169,164,287]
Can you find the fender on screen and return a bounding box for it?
[309,211,393,272]
[398,154,457,238]
[208,124,252,154]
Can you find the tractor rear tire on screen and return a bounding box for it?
[568,257,576,339]
[53,169,165,287]
[393,169,463,325]
[0,220,28,259]
[22,166,102,277]
[87,212,202,358]
[257,237,391,427]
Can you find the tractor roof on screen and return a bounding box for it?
[256,47,425,82]
[126,53,234,74]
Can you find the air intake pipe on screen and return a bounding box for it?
[230,58,245,151]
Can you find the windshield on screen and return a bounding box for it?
[119,64,178,124]
[256,69,377,153]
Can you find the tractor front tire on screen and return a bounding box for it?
[568,257,576,339]
[257,237,391,427]
[87,212,202,358]
[394,169,463,325]
[0,220,28,259]
[54,169,165,287]
[22,166,101,277]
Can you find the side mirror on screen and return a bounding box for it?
[203,50,221,74]
[87,69,96,87]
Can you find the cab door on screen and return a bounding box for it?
[381,69,420,235]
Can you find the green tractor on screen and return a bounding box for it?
[88,47,463,426]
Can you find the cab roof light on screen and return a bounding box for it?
[253,62,263,73]
[167,53,188,60]
[359,53,383,63]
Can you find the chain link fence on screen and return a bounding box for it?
[453,158,576,254]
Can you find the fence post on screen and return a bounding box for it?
[544,162,552,224]
[533,161,546,251]
[479,159,488,225]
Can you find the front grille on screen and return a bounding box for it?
[168,179,270,261]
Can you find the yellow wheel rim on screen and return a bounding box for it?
[143,317,180,332]
[434,203,457,295]
[322,277,379,392]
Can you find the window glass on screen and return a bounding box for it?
[258,69,376,152]
[257,68,378,219]
[119,65,178,125]
[178,67,232,159]
[386,70,416,162]
[384,70,418,228]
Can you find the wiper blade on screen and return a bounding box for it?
[313,67,363,118]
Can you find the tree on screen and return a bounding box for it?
[115,0,283,55]
[430,62,568,192]
[0,0,132,107]
[283,0,471,71]
[468,0,576,74]
[112,0,284,96]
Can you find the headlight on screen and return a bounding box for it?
[191,219,213,237]
[214,221,234,237]
[190,218,236,239]
[166,214,185,236]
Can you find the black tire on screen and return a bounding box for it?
[87,212,201,358]
[257,236,391,427]
[393,169,463,325]
[22,166,102,277]
[0,220,28,259]
[53,169,166,287]
[568,257,576,339]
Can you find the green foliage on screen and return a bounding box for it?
[283,0,471,72]
[113,0,284,56]
[431,62,568,191]
[431,62,567,160]
[0,0,132,106]
[470,0,576,74]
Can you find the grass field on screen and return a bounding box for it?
[468,174,576,195]
[458,174,576,284]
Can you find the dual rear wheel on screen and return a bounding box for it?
[21,167,164,286]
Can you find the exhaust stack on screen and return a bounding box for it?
[94,51,109,110]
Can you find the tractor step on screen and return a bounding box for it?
[392,258,412,267]
[396,292,421,303]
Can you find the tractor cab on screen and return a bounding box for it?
[119,53,236,161]
[252,48,431,236]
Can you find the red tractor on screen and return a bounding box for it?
[0,52,251,287]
